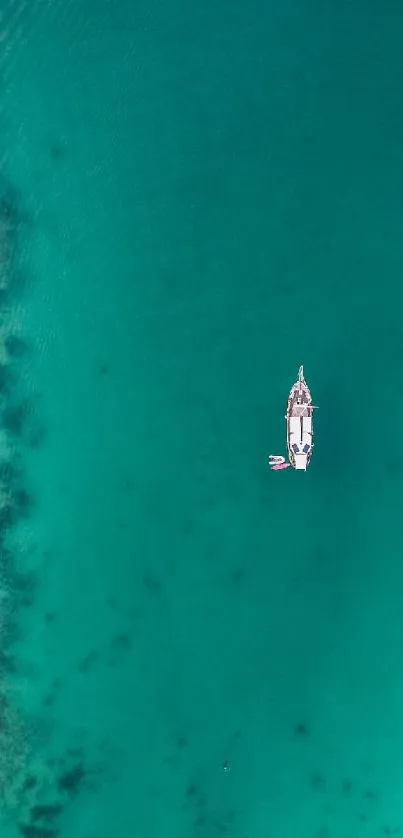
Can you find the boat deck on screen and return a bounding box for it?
[290,401,311,417]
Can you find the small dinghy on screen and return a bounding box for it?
[269,365,316,472]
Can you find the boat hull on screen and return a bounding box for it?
[286,366,314,470]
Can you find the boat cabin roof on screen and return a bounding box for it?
[289,415,312,457]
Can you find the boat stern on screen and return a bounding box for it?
[294,453,308,470]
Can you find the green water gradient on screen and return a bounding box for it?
[0,0,402,835]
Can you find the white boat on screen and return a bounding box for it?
[286,365,315,470]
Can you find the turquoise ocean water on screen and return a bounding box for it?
[0,0,403,836]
